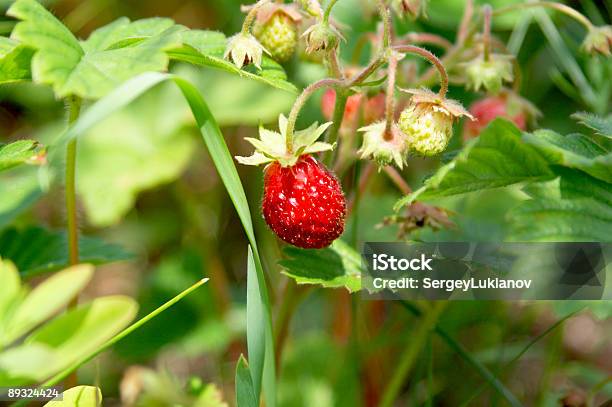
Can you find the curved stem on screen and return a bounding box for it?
[493,1,594,31]
[241,0,270,34]
[323,0,340,22]
[285,78,343,153]
[384,55,398,135]
[393,44,449,97]
[403,32,453,50]
[65,96,82,268]
[482,4,492,61]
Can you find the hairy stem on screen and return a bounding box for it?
[493,1,594,31]
[384,166,412,195]
[384,55,398,135]
[241,0,270,34]
[403,32,453,49]
[323,0,340,22]
[286,78,343,153]
[482,4,492,61]
[378,0,392,48]
[393,45,449,97]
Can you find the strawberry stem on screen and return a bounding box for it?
[482,4,492,62]
[241,0,270,35]
[323,0,339,23]
[393,44,449,98]
[384,55,398,135]
[285,78,343,154]
[378,0,392,49]
[402,32,453,50]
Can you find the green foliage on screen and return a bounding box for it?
[171,30,297,93]
[0,260,137,386]
[0,140,45,172]
[76,89,195,226]
[0,226,132,277]
[0,36,33,83]
[8,0,182,99]
[396,119,612,241]
[0,170,43,229]
[6,0,295,99]
[43,386,102,406]
[0,264,93,347]
[523,130,611,183]
[572,112,612,139]
[26,296,137,379]
[395,119,554,209]
[280,240,362,292]
[51,72,276,407]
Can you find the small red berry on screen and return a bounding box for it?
[463,95,527,140]
[321,89,363,130]
[262,155,346,249]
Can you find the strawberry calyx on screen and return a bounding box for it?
[236,114,334,167]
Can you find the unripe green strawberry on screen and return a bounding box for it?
[254,12,298,63]
[398,88,473,156]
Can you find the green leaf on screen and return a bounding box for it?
[0,343,57,385]
[8,0,182,99]
[51,72,276,407]
[3,264,94,346]
[572,112,612,138]
[0,140,45,172]
[25,296,137,379]
[394,119,554,210]
[0,260,21,332]
[508,171,612,241]
[246,246,265,399]
[76,86,195,226]
[280,240,363,292]
[0,226,132,277]
[523,130,612,183]
[44,386,102,407]
[0,36,33,83]
[235,355,258,407]
[169,30,297,93]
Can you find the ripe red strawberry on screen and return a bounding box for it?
[262,155,345,249]
[321,89,363,129]
[236,114,345,249]
[463,92,538,140]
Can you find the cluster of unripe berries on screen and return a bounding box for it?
[226,0,607,250]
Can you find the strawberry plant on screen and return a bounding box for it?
[0,0,611,406]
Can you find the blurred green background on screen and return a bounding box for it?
[0,0,611,406]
